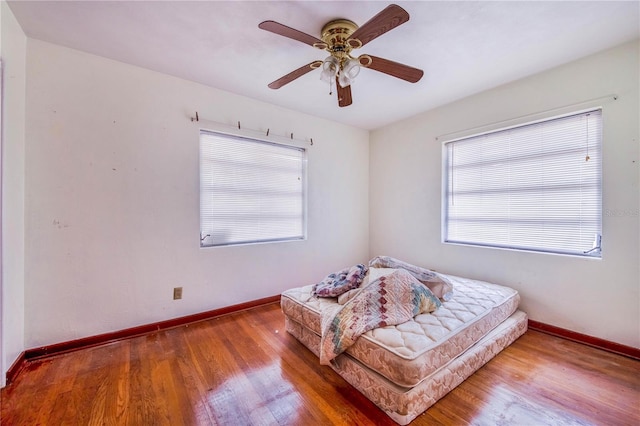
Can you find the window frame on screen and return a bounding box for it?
[441,108,603,258]
[199,128,308,248]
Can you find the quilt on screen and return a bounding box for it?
[319,269,441,365]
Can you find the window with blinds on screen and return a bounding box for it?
[200,130,306,247]
[443,109,602,257]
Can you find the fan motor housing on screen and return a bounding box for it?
[314,19,360,56]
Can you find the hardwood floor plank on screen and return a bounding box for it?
[128,335,173,426]
[169,327,217,426]
[2,302,638,425]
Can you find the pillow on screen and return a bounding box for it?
[368,256,453,301]
[312,263,368,298]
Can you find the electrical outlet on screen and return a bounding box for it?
[173,287,183,300]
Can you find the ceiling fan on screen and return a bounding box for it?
[258,4,424,107]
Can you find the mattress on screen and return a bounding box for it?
[285,310,528,425]
[281,273,520,388]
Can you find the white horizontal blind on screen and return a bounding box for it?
[200,130,306,247]
[444,109,602,257]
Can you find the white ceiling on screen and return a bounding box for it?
[7,1,640,130]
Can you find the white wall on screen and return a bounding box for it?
[370,40,640,348]
[24,40,369,348]
[1,0,27,386]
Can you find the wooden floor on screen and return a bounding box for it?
[1,302,639,425]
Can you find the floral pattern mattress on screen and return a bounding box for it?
[281,273,521,388]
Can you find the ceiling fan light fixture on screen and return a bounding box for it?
[337,72,350,88]
[320,56,339,83]
[343,58,361,78]
[337,58,360,88]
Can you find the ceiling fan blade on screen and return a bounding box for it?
[349,4,409,48]
[268,61,322,89]
[259,20,324,47]
[366,55,424,83]
[336,77,353,107]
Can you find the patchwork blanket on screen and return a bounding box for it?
[319,269,442,365]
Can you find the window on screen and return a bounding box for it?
[443,109,602,257]
[200,130,306,247]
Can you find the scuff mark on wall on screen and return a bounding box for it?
[52,219,69,229]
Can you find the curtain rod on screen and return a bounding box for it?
[436,94,618,143]
[190,111,314,146]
